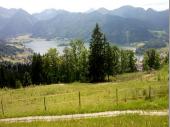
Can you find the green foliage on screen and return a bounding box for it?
[69,40,89,81]
[0,62,31,88]
[0,25,164,87]
[104,42,121,80]
[15,80,22,88]
[164,52,169,64]
[111,46,120,75]
[43,48,60,84]
[31,53,43,85]
[60,47,74,82]
[89,24,107,82]
[104,37,113,81]
[157,73,161,81]
[23,72,32,86]
[59,40,89,82]
[128,50,137,72]
[143,49,160,71]
[120,50,136,73]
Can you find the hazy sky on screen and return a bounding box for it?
[0,0,168,14]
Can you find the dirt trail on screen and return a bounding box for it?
[0,110,168,123]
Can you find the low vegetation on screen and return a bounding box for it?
[0,115,168,127]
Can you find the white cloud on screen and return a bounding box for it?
[0,0,168,14]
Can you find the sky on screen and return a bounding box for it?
[0,0,168,14]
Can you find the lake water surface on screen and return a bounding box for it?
[24,39,69,55]
[24,39,143,61]
[24,39,90,55]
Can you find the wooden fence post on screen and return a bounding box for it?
[79,91,81,107]
[149,86,151,100]
[1,98,4,116]
[44,97,47,111]
[135,89,138,99]
[116,88,118,105]
[124,92,127,103]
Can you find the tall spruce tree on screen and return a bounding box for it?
[104,35,114,81]
[89,24,106,82]
[31,53,43,85]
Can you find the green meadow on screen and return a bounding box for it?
[0,65,168,118]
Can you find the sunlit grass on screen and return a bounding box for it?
[0,65,168,118]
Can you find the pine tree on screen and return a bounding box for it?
[89,24,106,82]
[31,53,43,85]
[104,35,113,81]
[23,72,32,86]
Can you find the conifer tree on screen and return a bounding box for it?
[104,35,113,81]
[89,24,106,82]
[31,53,43,84]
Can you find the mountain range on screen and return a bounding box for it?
[0,6,168,44]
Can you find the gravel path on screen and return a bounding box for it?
[0,110,168,123]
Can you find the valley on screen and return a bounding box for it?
[0,3,168,127]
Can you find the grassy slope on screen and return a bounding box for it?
[0,115,168,127]
[0,65,168,118]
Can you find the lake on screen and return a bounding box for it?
[24,39,143,61]
[24,38,89,55]
[24,39,70,55]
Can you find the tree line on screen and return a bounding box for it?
[0,24,167,88]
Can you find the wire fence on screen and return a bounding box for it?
[0,84,168,117]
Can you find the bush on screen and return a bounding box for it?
[15,80,22,88]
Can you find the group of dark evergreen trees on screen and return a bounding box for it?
[0,24,166,88]
[88,24,137,82]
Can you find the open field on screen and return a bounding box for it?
[0,115,168,127]
[0,65,168,118]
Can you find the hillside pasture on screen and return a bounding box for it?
[0,65,168,118]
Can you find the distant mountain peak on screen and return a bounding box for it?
[115,5,145,11]
[97,7,108,11]
[86,8,95,13]
[117,5,134,9]
[33,8,69,20]
[0,6,19,18]
[42,9,69,14]
[147,8,156,12]
[96,7,109,14]
[14,9,31,16]
[0,5,168,43]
